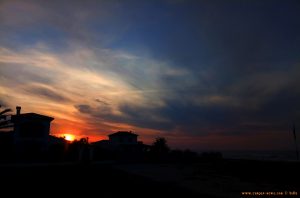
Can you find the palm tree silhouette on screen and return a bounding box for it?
[0,105,12,130]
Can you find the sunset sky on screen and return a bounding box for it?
[1,0,300,151]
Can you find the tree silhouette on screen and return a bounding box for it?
[0,105,12,130]
[152,137,170,153]
[66,137,90,162]
[149,137,170,162]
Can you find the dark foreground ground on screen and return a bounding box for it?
[0,162,203,198]
[0,159,299,198]
[115,159,300,197]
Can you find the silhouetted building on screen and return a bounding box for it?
[93,140,110,149]
[92,131,147,161]
[0,131,13,161]
[109,131,138,145]
[11,106,54,155]
[93,131,140,149]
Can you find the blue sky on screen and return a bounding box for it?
[1,0,300,150]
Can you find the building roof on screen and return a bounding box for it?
[108,131,138,137]
[11,113,54,122]
[92,140,110,145]
[93,140,110,143]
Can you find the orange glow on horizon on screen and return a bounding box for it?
[63,134,75,141]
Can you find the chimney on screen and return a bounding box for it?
[16,106,21,115]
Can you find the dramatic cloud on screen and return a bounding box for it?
[1,0,300,150]
[26,85,71,103]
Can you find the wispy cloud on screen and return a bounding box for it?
[0,43,181,141]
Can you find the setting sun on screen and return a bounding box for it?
[63,134,75,141]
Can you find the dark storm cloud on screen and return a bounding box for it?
[95,99,110,106]
[75,61,300,137]
[28,86,71,102]
[74,95,243,134]
[117,104,174,130]
[74,104,93,114]
[75,103,173,131]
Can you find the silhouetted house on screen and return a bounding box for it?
[109,131,138,145]
[93,140,110,149]
[0,131,13,160]
[11,106,54,155]
[92,131,148,161]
